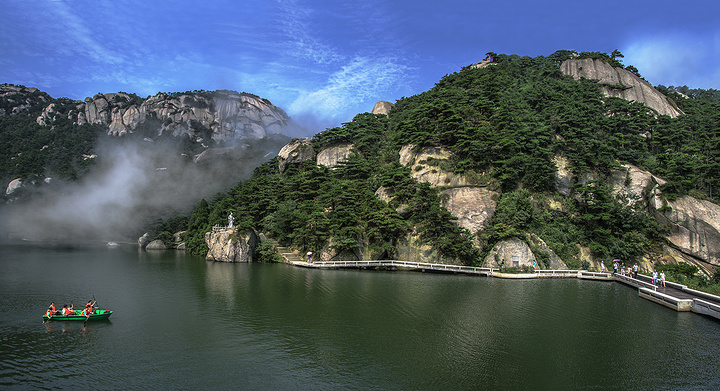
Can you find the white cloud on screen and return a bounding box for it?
[623,31,720,89]
[288,56,412,121]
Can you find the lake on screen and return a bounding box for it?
[1,242,719,390]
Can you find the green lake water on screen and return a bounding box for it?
[1,242,719,390]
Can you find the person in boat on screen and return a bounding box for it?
[46,303,55,319]
[62,304,75,315]
[82,300,96,316]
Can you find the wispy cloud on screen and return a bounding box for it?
[288,55,413,120]
[623,31,720,89]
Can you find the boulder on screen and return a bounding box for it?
[371,101,394,115]
[278,139,315,173]
[484,238,536,268]
[316,143,354,168]
[204,227,259,262]
[5,178,22,195]
[138,233,150,250]
[145,240,168,250]
[561,58,682,118]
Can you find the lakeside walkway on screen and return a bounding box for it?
[276,247,720,320]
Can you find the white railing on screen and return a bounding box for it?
[309,260,493,275]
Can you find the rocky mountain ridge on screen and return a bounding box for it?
[2,85,303,142]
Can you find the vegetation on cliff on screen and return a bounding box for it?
[181,51,718,272]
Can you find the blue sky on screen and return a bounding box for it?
[1,0,718,133]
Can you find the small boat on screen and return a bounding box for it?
[43,309,113,322]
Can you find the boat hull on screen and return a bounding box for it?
[43,309,113,321]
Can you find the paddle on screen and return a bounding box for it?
[84,296,98,325]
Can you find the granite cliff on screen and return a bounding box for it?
[40,89,303,141]
[560,58,682,117]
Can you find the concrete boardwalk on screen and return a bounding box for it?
[281,256,720,320]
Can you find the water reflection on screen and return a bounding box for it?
[2,244,720,390]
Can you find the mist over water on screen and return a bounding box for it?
[0,134,291,243]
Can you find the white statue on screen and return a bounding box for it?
[228,212,234,228]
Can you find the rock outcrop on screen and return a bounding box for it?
[651,196,720,266]
[395,234,460,265]
[484,238,537,268]
[205,227,259,262]
[145,240,168,250]
[560,158,720,268]
[316,143,354,168]
[371,101,394,115]
[561,58,681,118]
[74,90,302,141]
[439,187,498,236]
[278,139,315,173]
[399,144,470,187]
[0,85,51,116]
[5,179,22,195]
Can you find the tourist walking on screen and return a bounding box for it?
[633,264,638,279]
[660,271,666,287]
[601,261,605,273]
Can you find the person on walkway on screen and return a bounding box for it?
[306,252,313,262]
[613,261,618,275]
[652,270,658,285]
[633,264,638,279]
[601,261,606,273]
[660,271,666,287]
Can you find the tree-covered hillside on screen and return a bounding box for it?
[183,51,719,276]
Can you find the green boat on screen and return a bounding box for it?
[43,309,113,322]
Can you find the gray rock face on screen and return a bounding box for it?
[399,144,469,187]
[5,178,22,195]
[651,196,720,266]
[561,159,720,267]
[145,239,168,250]
[204,227,259,262]
[316,143,354,168]
[527,233,567,269]
[0,85,50,116]
[608,163,666,207]
[484,238,537,268]
[138,233,150,250]
[371,101,394,115]
[395,234,460,265]
[70,90,301,141]
[439,187,498,235]
[561,58,681,118]
[278,139,315,173]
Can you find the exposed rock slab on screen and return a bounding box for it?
[651,196,720,266]
[204,227,258,262]
[395,234,461,265]
[440,187,498,235]
[484,238,536,268]
[278,139,315,173]
[399,144,469,187]
[561,58,681,117]
[316,143,354,168]
[59,89,302,141]
[371,101,394,115]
